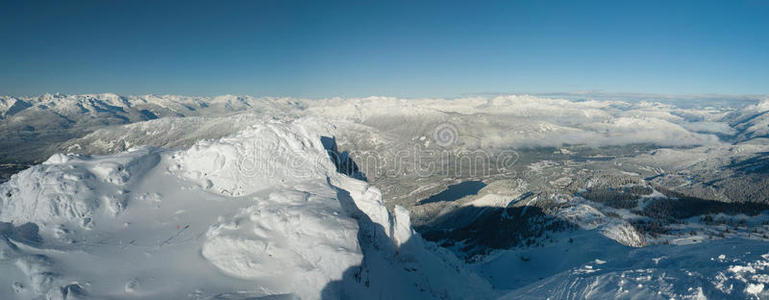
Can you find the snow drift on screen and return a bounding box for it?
[0,118,489,299]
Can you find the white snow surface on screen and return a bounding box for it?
[4,94,769,299]
[0,118,491,299]
[500,239,769,300]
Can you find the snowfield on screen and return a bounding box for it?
[0,119,491,299]
[3,94,769,299]
[502,239,769,299]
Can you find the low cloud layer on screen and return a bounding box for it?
[2,93,767,161]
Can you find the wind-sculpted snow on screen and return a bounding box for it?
[0,118,492,299]
[5,93,769,298]
[201,186,363,298]
[170,119,336,196]
[60,113,278,155]
[0,148,160,229]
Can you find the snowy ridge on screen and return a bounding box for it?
[0,93,303,119]
[0,118,490,299]
[0,148,160,229]
[4,93,769,298]
[170,119,336,196]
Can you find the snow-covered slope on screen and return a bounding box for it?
[730,98,769,143]
[0,93,304,167]
[0,118,490,299]
[5,93,769,299]
[503,238,769,299]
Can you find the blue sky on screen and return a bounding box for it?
[1,0,768,98]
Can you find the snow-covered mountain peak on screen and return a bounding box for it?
[0,118,493,299]
[171,119,338,197]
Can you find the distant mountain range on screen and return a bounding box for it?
[2,93,769,298]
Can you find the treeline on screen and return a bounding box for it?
[417,205,575,260]
[579,185,653,209]
[642,187,769,220]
